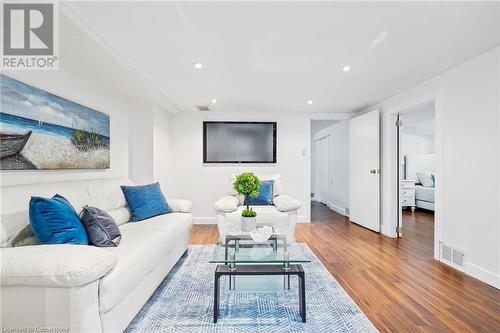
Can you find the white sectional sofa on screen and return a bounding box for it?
[0,177,193,333]
[214,174,300,243]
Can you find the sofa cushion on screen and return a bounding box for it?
[29,194,89,245]
[167,199,193,213]
[106,207,131,226]
[87,178,132,212]
[121,183,172,221]
[98,213,192,313]
[1,244,117,288]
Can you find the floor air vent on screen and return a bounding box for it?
[440,242,465,270]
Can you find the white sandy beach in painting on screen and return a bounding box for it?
[1,124,109,169]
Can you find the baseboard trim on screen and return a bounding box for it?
[326,202,348,217]
[465,262,500,289]
[297,215,309,223]
[193,217,216,225]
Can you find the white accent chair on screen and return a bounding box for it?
[214,174,300,243]
[0,177,193,333]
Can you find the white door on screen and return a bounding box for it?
[349,110,380,232]
[314,136,329,204]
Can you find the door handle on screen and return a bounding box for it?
[370,169,380,174]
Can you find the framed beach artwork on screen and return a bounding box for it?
[0,75,110,170]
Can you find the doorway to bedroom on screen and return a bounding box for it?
[397,103,435,256]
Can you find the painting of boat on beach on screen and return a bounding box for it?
[0,75,110,170]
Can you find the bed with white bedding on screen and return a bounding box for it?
[405,154,435,211]
[415,185,434,210]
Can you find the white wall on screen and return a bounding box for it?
[153,108,173,192]
[401,106,435,162]
[312,121,350,215]
[129,107,154,184]
[362,46,499,288]
[128,106,173,194]
[168,111,311,223]
[401,133,434,157]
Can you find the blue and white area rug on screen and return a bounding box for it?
[126,244,377,332]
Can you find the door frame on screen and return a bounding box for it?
[385,91,443,260]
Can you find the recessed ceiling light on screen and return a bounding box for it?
[307,100,313,105]
[211,98,217,104]
[342,65,351,72]
[194,62,203,69]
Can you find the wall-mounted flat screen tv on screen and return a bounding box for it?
[203,122,277,163]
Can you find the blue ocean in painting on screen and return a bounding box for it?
[1,74,110,137]
[0,112,110,145]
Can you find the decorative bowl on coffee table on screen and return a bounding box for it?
[249,226,273,242]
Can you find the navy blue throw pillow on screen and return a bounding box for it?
[121,182,172,221]
[81,206,121,247]
[29,194,89,245]
[246,180,274,205]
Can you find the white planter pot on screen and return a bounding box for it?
[241,216,256,232]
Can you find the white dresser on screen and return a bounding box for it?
[401,179,416,211]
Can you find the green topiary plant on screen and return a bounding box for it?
[241,208,257,218]
[233,173,261,216]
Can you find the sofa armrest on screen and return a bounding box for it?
[273,195,301,212]
[214,196,239,213]
[167,199,193,213]
[1,245,117,288]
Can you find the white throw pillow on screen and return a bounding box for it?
[417,172,434,187]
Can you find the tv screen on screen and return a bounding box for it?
[203,122,276,163]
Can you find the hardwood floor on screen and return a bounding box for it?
[189,202,500,332]
[401,207,435,259]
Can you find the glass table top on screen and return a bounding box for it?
[209,233,310,264]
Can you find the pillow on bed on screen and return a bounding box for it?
[417,172,434,187]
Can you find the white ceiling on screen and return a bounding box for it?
[64,1,500,114]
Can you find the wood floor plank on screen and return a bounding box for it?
[189,202,500,332]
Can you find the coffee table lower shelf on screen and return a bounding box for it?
[213,264,306,323]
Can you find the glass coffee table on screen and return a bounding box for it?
[210,230,310,323]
